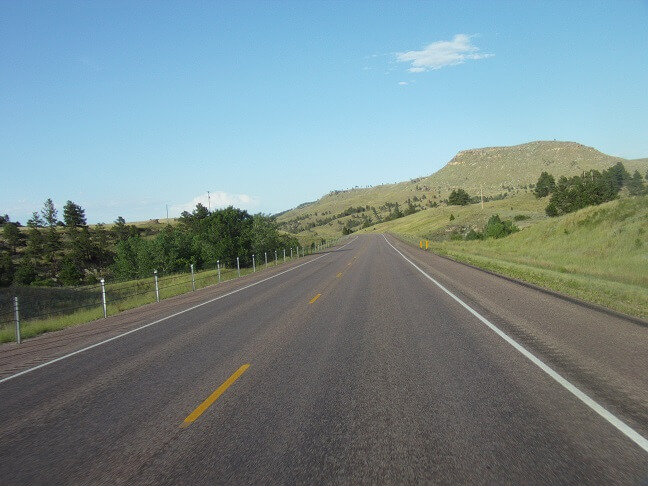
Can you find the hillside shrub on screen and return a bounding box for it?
[483,214,519,239]
[448,189,471,206]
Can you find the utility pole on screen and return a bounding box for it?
[207,191,211,211]
[166,204,169,222]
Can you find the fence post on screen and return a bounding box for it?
[237,257,240,277]
[265,251,268,268]
[217,260,221,282]
[154,270,160,302]
[100,279,107,318]
[252,254,256,273]
[190,264,196,291]
[13,296,20,344]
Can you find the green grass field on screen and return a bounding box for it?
[389,196,648,318]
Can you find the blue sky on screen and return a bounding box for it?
[2,1,647,224]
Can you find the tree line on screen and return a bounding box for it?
[534,162,647,216]
[0,200,298,287]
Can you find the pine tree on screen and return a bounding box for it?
[534,172,556,198]
[63,200,87,227]
[448,189,471,205]
[41,198,58,227]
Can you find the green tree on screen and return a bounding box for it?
[607,162,630,190]
[627,170,646,196]
[14,259,37,285]
[534,171,556,198]
[25,227,44,258]
[483,214,519,239]
[3,222,23,254]
[448,189,471,206]
[0,251,14,286]
[112,216,130,241]
[27,211,44,228]
[59,256,83,286]
[41,198,58,227]
[63,200,87,227]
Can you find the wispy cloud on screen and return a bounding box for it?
[170,191,259,216]
[397,34,493,72]
[398,81,409,86]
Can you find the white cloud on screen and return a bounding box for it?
[170,191,260,216]
[398,81,409,85]
[397,34,493,72]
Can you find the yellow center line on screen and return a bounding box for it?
[336,272,343,278]
[181,364,250,428]
[309,293,322,304]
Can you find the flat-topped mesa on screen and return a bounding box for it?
[447,141,592,167]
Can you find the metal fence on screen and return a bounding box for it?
[0,240,339,343]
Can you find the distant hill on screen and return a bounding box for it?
[277,141,647,238]
[431,141,644,195]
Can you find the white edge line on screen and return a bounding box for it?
[382,234,648,454]
[0,237,359,385]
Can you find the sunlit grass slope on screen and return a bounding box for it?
[386,196,648,318]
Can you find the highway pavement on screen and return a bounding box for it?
[0,234,646,484]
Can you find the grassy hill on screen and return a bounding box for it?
[386,195,648,318]
[277,141,647,240]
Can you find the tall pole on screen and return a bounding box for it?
[207,191,211,211]
[481,184,484,209]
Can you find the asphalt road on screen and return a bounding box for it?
[0,234,646,484]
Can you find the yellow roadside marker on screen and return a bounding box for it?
[309,293,322,304]
[336,272,343,278]
[182,364,250,428]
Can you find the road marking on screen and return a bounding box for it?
[382,234,648,455]
[0,236,359,385]
[309,293,322,304]
[336,272,343,278]
[182,364,250,427]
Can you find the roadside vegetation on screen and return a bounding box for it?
[393,195,648,318]
[0,201,314,342]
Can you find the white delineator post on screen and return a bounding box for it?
[217,260,221,282]
[265,252,268,269]
[154,270,160,302]
[275,250,278,266]
[100,279,107,318]
[283,249,286,263]
[237,257,240,278]
[252,254,256,273]
[190,264,196,291]
[13,296,21,344]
